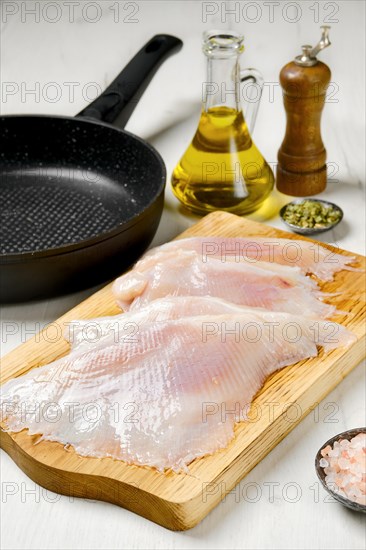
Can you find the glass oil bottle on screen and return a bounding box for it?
[171,31,274,215]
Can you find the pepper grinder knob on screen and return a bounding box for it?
[310,26,331,58]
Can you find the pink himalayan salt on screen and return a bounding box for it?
[321,445,332,457]
[320,432,366,506]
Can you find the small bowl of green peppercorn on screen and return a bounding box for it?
[280,199,343,235]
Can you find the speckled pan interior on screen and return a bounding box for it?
[0,116,165,255]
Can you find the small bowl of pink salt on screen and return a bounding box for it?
[315,428,366,513]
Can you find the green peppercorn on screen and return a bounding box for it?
[282,201,342,229]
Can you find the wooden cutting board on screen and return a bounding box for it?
[1,211,365,530]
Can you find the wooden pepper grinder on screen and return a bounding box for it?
[277,26,331,196]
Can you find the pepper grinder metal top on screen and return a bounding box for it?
[295,26,331,66]
[276,27,332,197]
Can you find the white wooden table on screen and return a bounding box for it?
[1,2,365,548]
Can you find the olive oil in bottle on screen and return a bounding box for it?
[171,31,274,216]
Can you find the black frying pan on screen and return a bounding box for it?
[0,35,183,303]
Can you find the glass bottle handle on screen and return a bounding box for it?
[240,68,264,135]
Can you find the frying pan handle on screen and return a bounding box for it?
[77,35,183,128]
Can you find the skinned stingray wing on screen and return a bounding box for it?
[141,237,360,281]
[113,250,335,318]
[0,310,355,471]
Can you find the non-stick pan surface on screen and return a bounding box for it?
[0,35,183,303]
[1,116,165,255]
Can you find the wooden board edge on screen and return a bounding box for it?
[0,429,195,531]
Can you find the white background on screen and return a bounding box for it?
[1,1,365,549]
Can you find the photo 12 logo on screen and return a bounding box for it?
[201,479,342,504]
[1,479,140,504]
[1,81,102,105]
[201,400,340,425]
[1,1,140,24]
[201,1,340,24]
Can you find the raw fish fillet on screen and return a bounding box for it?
[113,249,335,318]
[66,296,321,352]
[141,237,359,281]
[66,296,264,352]
[0,301,355,472]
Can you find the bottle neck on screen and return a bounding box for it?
[203,56,241,112]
